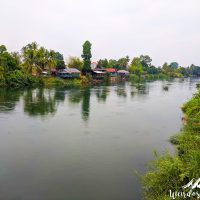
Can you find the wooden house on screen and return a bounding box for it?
[57,68,81,78]
[92,68,106,80]
[106,68,117,77]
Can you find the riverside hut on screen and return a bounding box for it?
[92,68,106,80]
[106,68,117,77]
[57,68,81,78]
[117,70,130,77]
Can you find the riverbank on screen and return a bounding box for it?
[142,84,200,200]
[0,70,89,88]
[0,79,198,200]
[0,69,190,89]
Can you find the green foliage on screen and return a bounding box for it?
[117,56,130,69]
[0,42,200,88]
[129,57,143,76]
[0,76,6,86]
[54,52,65,69]
[105,56,130,70]
[67,56,83,70]
[189,64,200,77]
[169,134,181,145]
[170,62,179,69]
[21,42,65,74]
[140,55,152,70]
[129,74,140,81]
[81,40,92,73]
[0,45,19,72]
[96,59,109,68]
[103,73,111,83]
[43,77,81,88]
[182,90,200,119]
[2,70,43,88]
[142,86,200,200]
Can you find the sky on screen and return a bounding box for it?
[0,0,200,66]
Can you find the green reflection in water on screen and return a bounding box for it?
[0,88,22,112]
[23,88,57,117]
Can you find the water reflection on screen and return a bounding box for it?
[95,86,110,102]
[0,79,199,200]
[1,79,197,121]
[67,88,91,121]
[82,88,91,121]
[23,88,57,117]
[130,82,149,98]
[114,82,127,98]
[116,86,127,98]
[54,89,66,102]
[67,89,83,104]
[0,89,22,112]
[0,83,152,119]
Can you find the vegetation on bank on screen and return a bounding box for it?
[142,85,200,200]
[0,41,200,88]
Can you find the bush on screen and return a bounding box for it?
[43,77,81,88]
[142,86,200,200]
[129,74,140,81]
[3,70,43,88]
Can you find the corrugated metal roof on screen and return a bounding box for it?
[117,70,129,74]
[59,68,81,74]
[93,71,106,74]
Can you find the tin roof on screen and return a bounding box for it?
[117,70,129,74]
[59,68,81,74]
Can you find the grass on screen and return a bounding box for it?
[142,84,200,200]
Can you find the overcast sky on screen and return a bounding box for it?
[0,0,200,66]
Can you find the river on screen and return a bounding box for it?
[0,78,199,200]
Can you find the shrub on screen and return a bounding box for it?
[142,85,200,200]
[3,70,43,88]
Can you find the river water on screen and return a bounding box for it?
[0,78,199,200]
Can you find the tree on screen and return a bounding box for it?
[67,56,83,70]
[81,40,92,73]
[21,42,41,74]
[35,46,48,71]
[0,45,19,71]
[47,50,57,70]
[21,42,64,74]
[178,67,190,77]
[189,64,200,77]
[129,57,143,76]
[11,51,21,67]
[97,59,109,68]
[0,45,7,54]
[170,62,179,69]
[117,56,130,69]
[54,52,65,69]
[140,55,152,70]
[148,65,159,74]
[108,59,118,69]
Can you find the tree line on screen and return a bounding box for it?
[0,40,200,87]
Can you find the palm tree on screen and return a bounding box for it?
[21,42,42,75]
[47,50,57,71]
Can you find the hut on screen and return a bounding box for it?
[93,68,107,72]
[106,68,117,77]
[117,70,130,77]
[92,68,106,80]
[57,68,81,78]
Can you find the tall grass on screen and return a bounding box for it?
[142,84,200,200]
